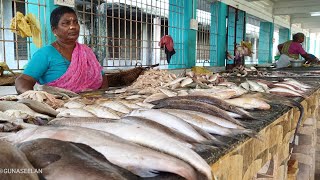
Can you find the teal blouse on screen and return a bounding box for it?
[23,45,71,84]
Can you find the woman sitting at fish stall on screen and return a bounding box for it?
[276,32,319,68]
[15,6,108,94]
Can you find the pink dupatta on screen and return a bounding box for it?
[47,42,103,93]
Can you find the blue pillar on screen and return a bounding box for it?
[169,0,196,69]
[27,0,58,59]
[211,2,227,66]
[279,28,290,44]
[258,22,273,64]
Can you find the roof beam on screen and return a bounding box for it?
[309,28,320,33]
[274,0,320,15]
[292,16,320,24]
[301,22,320,29]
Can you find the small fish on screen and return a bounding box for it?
[18,99,58,117]
[273,83,305,94]
[64,100,86,109]
[247,80,265,92]
[225,97,271,110]
[57,108,95,118]
[240,82,250,91]
[84,105,121,119]
[136,102,154,109]
[180,78,193,87]
[125,94,143,100]
[159,88,177,97]
[269,87,304,97]
[284,78,311,89]
[164,77,187,87]
[118,101,142,109]
[143,93,168,103]
[96,100,131,114]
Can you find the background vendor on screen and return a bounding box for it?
[276,32,319,68]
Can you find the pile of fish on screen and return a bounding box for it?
[0,68,312,180]
[221,65,269,77]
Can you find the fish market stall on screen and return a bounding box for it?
[0,68,319,180]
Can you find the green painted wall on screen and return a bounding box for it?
[211,2,227,66]
[258,22,274,64]
[27,0,58,59]
[168,0,197,69]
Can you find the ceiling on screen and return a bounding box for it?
[246,0,320,33]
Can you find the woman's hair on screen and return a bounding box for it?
[50,6,77,29]
[293,33,305,41]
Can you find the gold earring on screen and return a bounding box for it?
[54,34,57,36]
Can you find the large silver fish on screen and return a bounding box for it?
[6,126,200,180]
[150,95,254,119]
[0,141,39,180]
[0,101,50,119]
[49,119,212,180]
[225,97,271,110]
[152,99,244,126]
[127,109,207,143]
[18,138,138,180]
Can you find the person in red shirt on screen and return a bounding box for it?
[159,35,175,64]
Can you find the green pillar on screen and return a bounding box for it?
[258,22,273,64]
[212,2,227,67]
[169,0,197,69]
[27,0,58,59]
[279,28,290,44]
[306,37,310,52]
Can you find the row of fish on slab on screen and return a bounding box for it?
[0,77,312,180]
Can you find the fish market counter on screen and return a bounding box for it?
[206,78,320,180]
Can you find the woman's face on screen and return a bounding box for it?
[53,13,80,43]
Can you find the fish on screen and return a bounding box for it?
[225,97,271,110]
[164,77,187,87]
[0,141,39,180]
[247,80,265,92]
[159,88,177,97]
[0,121,22,132]
[18,138,138,180]
[177,90,189,96]
[83,105,121,119]
[35,84,79,98]
[18,99,58,117]
[180,78,193,87]
[143,93,168,103]
[152,99,244,126]
[49,117,115,126]
[240,82,250,91]
[283,78,312,89]
[136,102,154,109]
[125,94,143,100]
[127,109,208,143]
[50,119,211,180]
[56,108,95,118]
[163,109,245,130]
[269,87,304,97]
[163,109,255,138]
[8,126,200,180]
[188,89,237,100]
[273,83,305,94]
[96,100,131,114]
[118,101,142,109]
[150,95,254,119]
[0,111,14,120]
[120,116,202,145]
[256,82,270,93]
[63,100,86,109]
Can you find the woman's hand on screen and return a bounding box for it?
[100,74,109,89]
[15,74,37,94]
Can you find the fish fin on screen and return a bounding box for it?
[230,128,261,140]
[130,168,159,177]
[192,143,217,153]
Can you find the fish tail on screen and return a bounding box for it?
[230,128,259,139]
[192,143,218,153]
